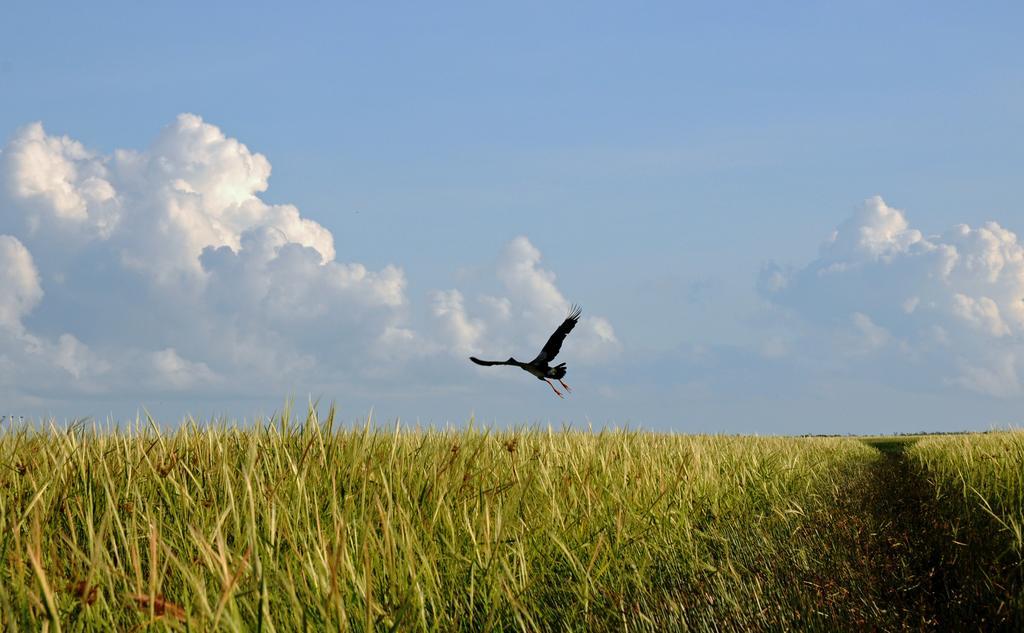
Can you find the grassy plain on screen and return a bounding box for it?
[909,432,1024,554]
[0,409,1021,630]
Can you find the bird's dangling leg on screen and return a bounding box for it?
[545,379,564,398]
[559,379,572,393]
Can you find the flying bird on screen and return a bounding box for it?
[470,304,582,398]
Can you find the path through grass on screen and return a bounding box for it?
[850,435,1022,630]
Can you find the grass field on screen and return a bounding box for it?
[909,433,1024,554]
[0,408,1021,631]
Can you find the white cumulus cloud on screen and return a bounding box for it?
[149,348,220,391]
[0,115,410,400]
[0,116,618,409]
[0,235,43,332]
[1,123,119,238]
[435,236,620,366]
[761,195,1024,397]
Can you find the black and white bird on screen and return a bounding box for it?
[469,304,582,398]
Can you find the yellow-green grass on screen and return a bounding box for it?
[0,407,879,631]
[5,410,1022,631]
[907,431,1024,554]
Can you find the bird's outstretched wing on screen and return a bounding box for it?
[531,304,582,364]
[470,357,510,366]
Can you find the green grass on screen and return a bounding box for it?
[0,409,1021,630]
[908,431,1024,553]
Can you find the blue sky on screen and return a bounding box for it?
[2,2,1024,433]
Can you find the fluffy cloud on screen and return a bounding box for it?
[1,123,119,238]
[432,289,484,356]
[0,116,617,408]
[1,114,335,282]
[0,115,410,400]
[0,249,111,397]
[761,196,1024,396]
[434,236,620,366]
[0,235,42,332]
[149,348,220,391]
